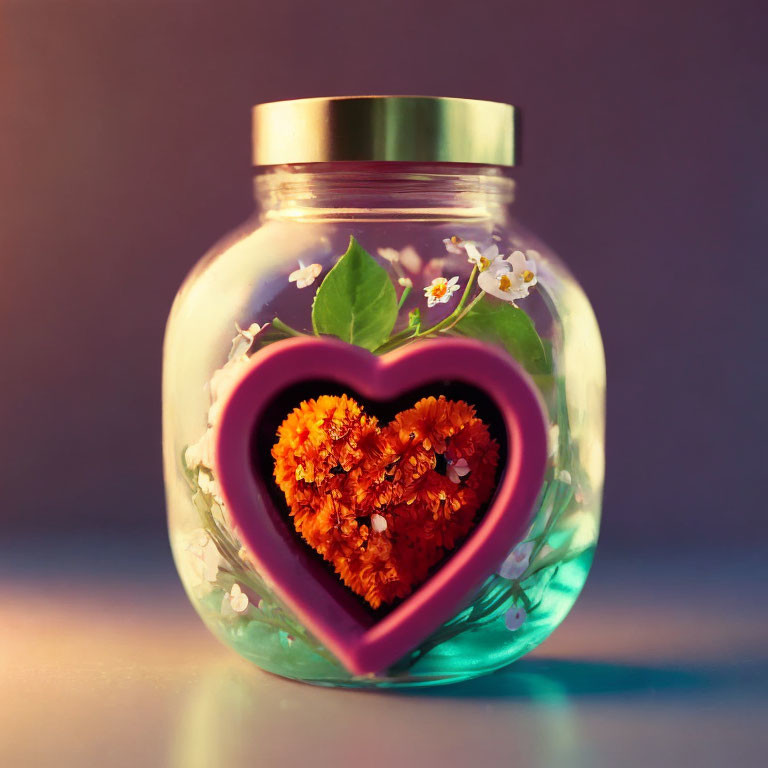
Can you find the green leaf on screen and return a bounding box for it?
[454,296,550,374]
[312,236,398,350]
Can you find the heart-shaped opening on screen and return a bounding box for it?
[215,337,548,674]
[251,379,507,628]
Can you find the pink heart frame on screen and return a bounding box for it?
[214,336,548,676]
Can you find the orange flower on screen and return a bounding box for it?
[392,396,445,452]
[272,394,499,609]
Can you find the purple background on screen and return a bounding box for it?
[0,0,765,550]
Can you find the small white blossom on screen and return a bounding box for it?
[186,529,222,586]
[548,423,560,459]
[447,458,470,484]
[288,262,322,289]
[229,583,249,613]
[505,604,527,631]
[424,276,460,307]
[399,246,422,274]
[510,250,539,291]
[442,236,478,255]
[378,246,421,275]
[371,513,388,533]
[464,242,501,272]
[185,430,214,470]
[229,322,262,359]
[207,353,252,428]
[222,583,249,615]
[187,323,266,473]
[237,546,253,565]
[377,247,401,263]
[498,540,535,580]
[398,276,413,288]
[198,470,223,503]
[478,250,538,302]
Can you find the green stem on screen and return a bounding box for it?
[528,485,574,568]
[271,317,307,338]
[192,481,339,665]
[512,583,533,613]
[435,292,485,334]
[453,265,478,315]
[192,491,242,565]
[396,284,412,311]
[378,268,482,357]
[417,266,478,337]
[373,330,417,355]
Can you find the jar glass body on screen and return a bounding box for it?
[163,163,605,687]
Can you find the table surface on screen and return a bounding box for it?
[1,539,766,768]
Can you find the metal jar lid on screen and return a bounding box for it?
[252,95,517,167]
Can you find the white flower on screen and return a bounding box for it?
[548,423,560,459]
[424,276,460,307]
[238,546,256,567]
[371,513,388,533]
[229,322,262,359]
[447,457,470,484]
[377,247,401,263]
[510,249,539,289]
[498,540,535,580]
[198,470,222,503]
[222,583,249,614]
[464,242,500,272]
[377,246,422,275]
[207,353,252,428]
[188,323,265,473]
[209,357,246,404]
[399,246,422,274]
[398,276,413,288]
[288,262,322,289]
[186,529,222,586]
[478,250,538,302]
[442,235,478,255]
[185,430,214,470]
[505,604,527,631]
[443,235,503,273]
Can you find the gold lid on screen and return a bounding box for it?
[252,95,517,167]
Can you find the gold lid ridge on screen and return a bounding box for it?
[252,95,517,167]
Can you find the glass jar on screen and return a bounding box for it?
[163,96,605,687]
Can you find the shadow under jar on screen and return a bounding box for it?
[163,96,605,687]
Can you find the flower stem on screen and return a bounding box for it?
[271,317,307,338]
[435,291,485,334]
[373,328,418,355]
[396,284,412,311]
[454,265,479,315]
[375,266,483,356]
[419,266,478,337]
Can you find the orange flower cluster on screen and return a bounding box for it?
[272,394,499,609]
